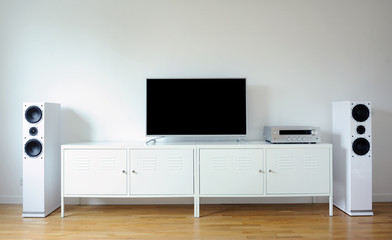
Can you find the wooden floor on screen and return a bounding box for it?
[1,203,392,239]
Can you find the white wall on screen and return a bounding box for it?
[1,0,392,203]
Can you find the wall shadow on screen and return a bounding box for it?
[61,108,92,144]
[371,108,392,193]
[247,85,269,140]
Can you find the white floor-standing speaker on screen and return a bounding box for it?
[332,101,373,216]
[23,102,61,217]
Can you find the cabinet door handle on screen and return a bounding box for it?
[259,169,264,173]
[269,169,273,173]
[132,170,136,174]
[122,170,127,174]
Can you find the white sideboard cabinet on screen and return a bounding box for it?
[61,142,332,218]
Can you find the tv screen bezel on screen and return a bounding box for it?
[146,78,247,137]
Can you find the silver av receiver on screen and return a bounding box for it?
[264,126,320,143]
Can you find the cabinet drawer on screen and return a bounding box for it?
[64,149,127,195]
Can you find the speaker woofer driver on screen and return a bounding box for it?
[352,138,370,156]
[352,104,370,122]
[25,106,42,123]
[25,139,42,157]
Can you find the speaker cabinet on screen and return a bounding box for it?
[23,102,61,217]
[332,101,373,216]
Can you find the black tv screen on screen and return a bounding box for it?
[146,78,247,136]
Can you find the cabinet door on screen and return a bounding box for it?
[266,148,330,194]
[64,149,127,195]
[130,149,194,195]
[200,149,264,195]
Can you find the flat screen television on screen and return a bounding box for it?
[146,78,247,136]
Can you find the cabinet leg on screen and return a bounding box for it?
[61,198,64,218]
[194,196,200,218]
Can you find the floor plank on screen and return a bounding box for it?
[0,203,391,239]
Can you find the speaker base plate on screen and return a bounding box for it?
[334,204,374,216]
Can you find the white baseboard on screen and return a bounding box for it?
[373,194,392,202]
[2,194,392,205]
[0,195,22,204]
[65,196,329,205]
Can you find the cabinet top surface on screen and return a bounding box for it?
[62,141,332,149]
